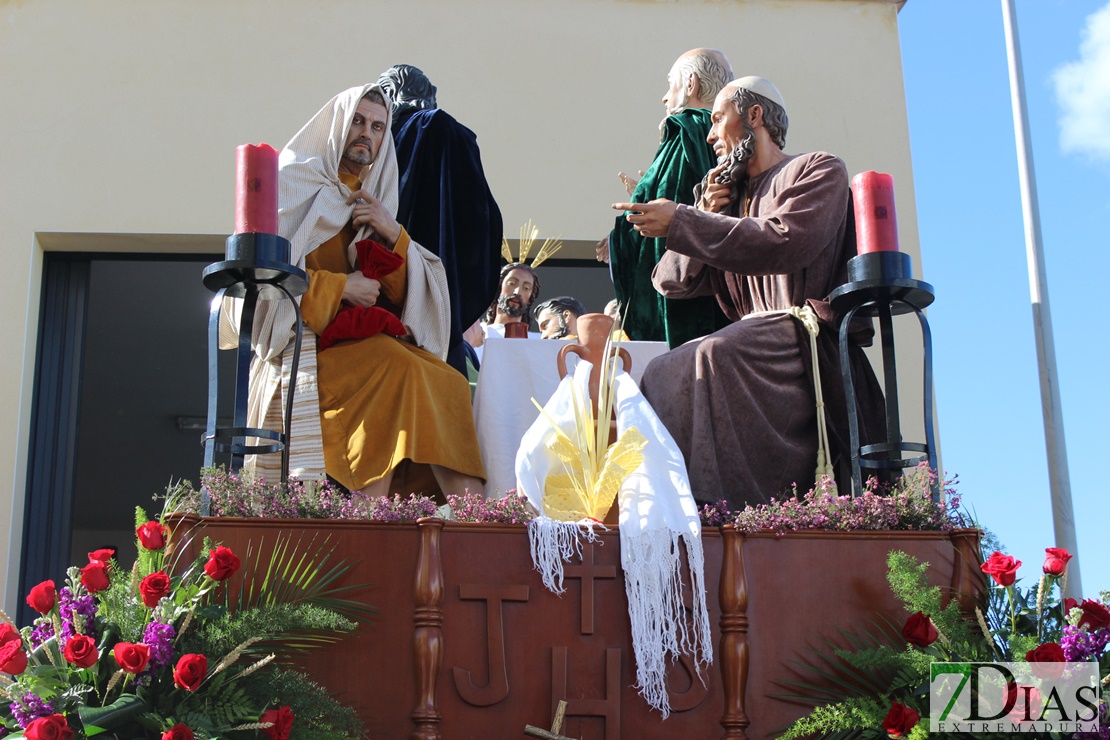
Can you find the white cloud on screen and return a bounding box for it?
[1053,3,1110,164]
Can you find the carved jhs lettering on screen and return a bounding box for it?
[551,646,621,740]
[451,583,529,707]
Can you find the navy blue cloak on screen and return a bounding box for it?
[392,108,503,374]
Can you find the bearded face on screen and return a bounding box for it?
[706,88,757,193]
[339,99,388,174]
[496,292,528,319]
[717,119,756,186]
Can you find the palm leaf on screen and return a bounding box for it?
[216,532,377,660]
[771,623,901,706]
[79,695,148,733]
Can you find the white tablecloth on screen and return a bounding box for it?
[473,336,669,497]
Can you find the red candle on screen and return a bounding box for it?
[850,171,899,254]
[234,143,279,234]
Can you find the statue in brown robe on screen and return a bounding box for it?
[613,77,883,507]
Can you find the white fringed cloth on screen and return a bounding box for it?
[516,361,713,717]
[220,83,450,482]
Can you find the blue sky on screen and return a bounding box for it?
[898,1,1109,595]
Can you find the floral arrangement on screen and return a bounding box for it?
[443,491,535,525]
[171,468,538,526]
[176,463,963,535]
[779,543,1109,739]
[701,464,962,534]
[0,498,371,739]
[362,491,536,525]
[170,468,365,520]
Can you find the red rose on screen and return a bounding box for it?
[26,580,57,614]
[87,548,116,563]
[80,560,110,594]
[62,633,99,668]
[0,623,20,646]
[24,714,74,740]
[113,642,150,674]
[1026,642,1065,662]
[1042,547,1072,577]
[1026,642,1066,679]
[0,639,28,675]
[1077,599,1110,632]
[173,653,208,691]
[980,551,1021,587]
[1064,597,1079,614]
[136,521,168,551]
[204,546,241,581]
[882,701,920,738]
[260,706,295,740]
[901,611,938,647]
[162,724,194,740]
[139,571,172,608]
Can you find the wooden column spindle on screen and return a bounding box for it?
[718,525,750,739]
[411,518,445,740]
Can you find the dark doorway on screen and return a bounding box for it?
[19,253,228,623]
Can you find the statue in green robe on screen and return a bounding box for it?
[605,49,734,347]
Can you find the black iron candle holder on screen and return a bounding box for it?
[830,251,938,500]
[201,232,307,513]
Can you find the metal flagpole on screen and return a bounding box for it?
[1000,0,1081,597]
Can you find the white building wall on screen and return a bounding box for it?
[0,0,918,613]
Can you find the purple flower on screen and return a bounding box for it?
[143,619,176,671]
[367,493,438,523]
[446,491,534,524]
[700,500,732,527]
[29,620,55,648]
[1060,624,1110,662]
[9,692,54,729]
[1071,699,1110,739]
[57,585,97,647]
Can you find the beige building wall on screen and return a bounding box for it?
[0,0,918,613]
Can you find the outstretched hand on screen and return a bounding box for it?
[611,199,679,239]
[618,170,645,197]
[347,189,402,248]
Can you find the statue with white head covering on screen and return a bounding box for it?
[239,83,485,497]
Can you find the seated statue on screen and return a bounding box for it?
[613,77,884,507]
[534,296,586,340]
[378,64,504,376]
[243,84,485,499]
[482,262,541,339]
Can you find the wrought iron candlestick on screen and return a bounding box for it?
[830,251,938,500]
[201,232,307,513]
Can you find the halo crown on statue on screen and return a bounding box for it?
[502,220,563,269]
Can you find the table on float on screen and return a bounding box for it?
[473,336,669,497]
